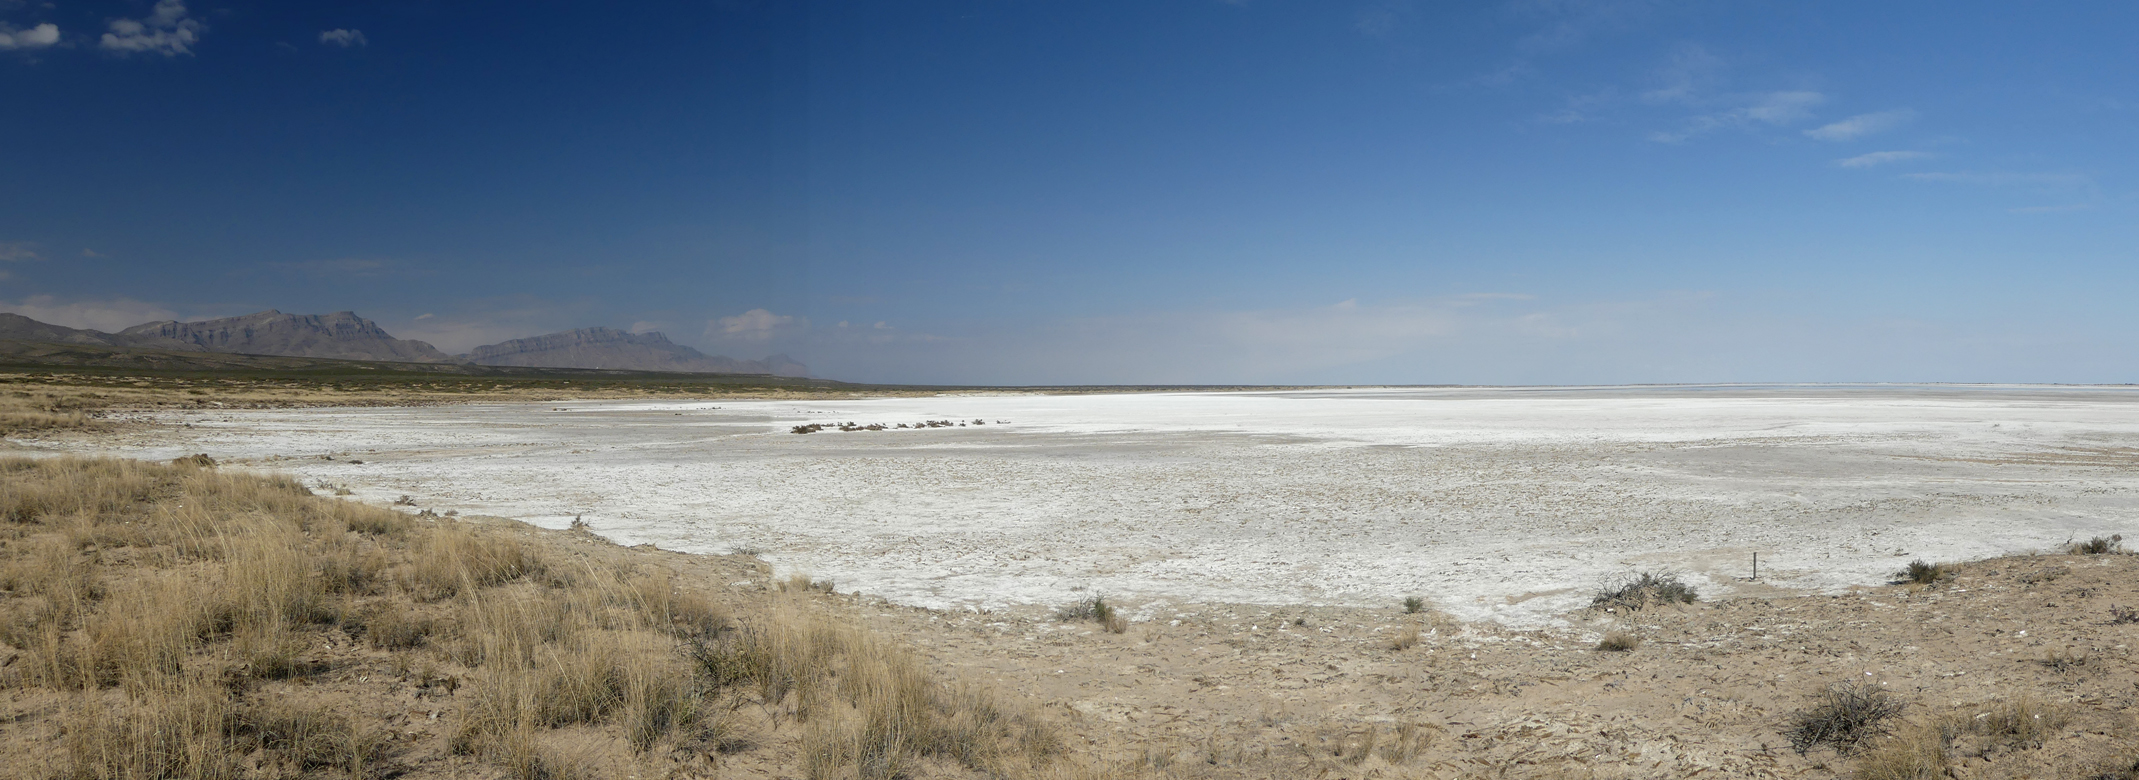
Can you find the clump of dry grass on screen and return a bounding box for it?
[1595,630,1640,652]
[1851,720,1951,780]
[1897,559,1952,585]
[1388,623,1421,651]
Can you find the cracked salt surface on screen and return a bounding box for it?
[84,385,2139,627]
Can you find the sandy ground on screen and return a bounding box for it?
[44,385,2139,627]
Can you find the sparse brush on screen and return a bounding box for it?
[58,679,241,780]
[1389,623,1421,651]
[1898,560,1950,585]
[1591,572,1698,612]
[2037,647,2088,671]
[1401,596,1425,614]
[406,520,544,599]
[1967,696,2067,748]
[355,603,434,649]
[233,699,389,774]
[2110,605,2139,625]
[2071,535,2124,555]
[1787,681,1906,755]
[1596,630,1640,652]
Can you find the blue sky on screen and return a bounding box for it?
[1,1,2133,385]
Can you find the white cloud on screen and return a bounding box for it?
[706,308,807,342]
[1835,150,1931,168]
[1649,91,1825,143]
[100,0,201,57]
[0,22,59,50]
[0,295,179,332]
[1804,109,1916,141]
[319,28,366,47]
[414,313,434,320]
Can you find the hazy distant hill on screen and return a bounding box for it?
[464,327,809,377]
[0,313,123,346]
[117,310,458,364]
[0,310,809,377]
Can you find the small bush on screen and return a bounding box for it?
[1595,630,1640,652]
[1787,681,1905,755]
[1897,560,1949,585]
[1591,572,1698,612]
[2110,605,2139,625]
[1401,596,1425,614]
[2072,535,2124,555]
[1055,595,1112,624]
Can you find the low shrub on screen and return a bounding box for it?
[1897,560,1949,585]
[1591,572,1698,612]
[1787,681,1905,755]
[1595,630,1640,652]
[1401,596,1425,614]
[2072,535,2124,555]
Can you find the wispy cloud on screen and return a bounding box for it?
[100,0,201,56]
[0,295,180,332]
[1639,43,1725,105]
[706,308,807,343]
[319,29,366,48]
[0,22,59,51]
[1901,171,2092,188]
[0,242,41,262]
[1804,109,1916,141]
[1835,150,1931,168]
[1649,90,1825,143]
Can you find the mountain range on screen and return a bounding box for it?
[0,310,807,377]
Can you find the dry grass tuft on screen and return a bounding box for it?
[1388,623,1421,651]
[1595,630,1640,652]
[1897,559,1952,585]
[1851,720,1951,780]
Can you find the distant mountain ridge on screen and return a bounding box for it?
[463,327,808,377]
[119,310,456,364]
[0,310,807,377]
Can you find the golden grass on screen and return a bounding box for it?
[0,455,1063,779]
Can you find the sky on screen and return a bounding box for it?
[1,1,2134,385]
